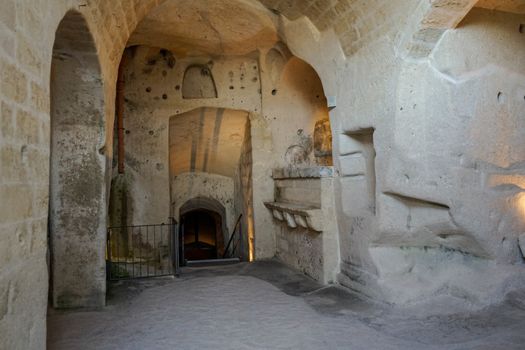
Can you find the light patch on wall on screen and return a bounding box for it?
[515,192,525,221]
[169,108,249,177]
[247,204,255,262]
[488,174,525,190]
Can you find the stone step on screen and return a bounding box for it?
[185,258,241,267]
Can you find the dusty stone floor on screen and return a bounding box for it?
[47,260,525,350]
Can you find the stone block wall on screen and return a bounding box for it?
[0,1,164,348]
[4,1,525,348]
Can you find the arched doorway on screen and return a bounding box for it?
[49,10,106,308]
[180,209,223,261]
[179,197,228,263]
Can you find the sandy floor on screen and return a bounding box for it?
[47,261,525,350]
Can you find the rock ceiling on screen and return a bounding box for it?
[128,0,279,57]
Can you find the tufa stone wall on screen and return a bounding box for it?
[4,1,525,349]
[234,119,255,260]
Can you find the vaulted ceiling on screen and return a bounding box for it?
[476,0,525,14]
[169,108,249,178]
[128,0,279,57]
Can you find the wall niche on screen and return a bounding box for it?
[339,128,376,214]
[182,64,218,99]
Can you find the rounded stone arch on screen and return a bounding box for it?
[120,0,342,262]
[124,0,342,93]
[182,64,218,99]
[49,10,107,308]
[179,197,229,257]
[180,196,229,232]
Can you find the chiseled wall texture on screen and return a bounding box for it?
[330,6,525,305]
[109,46,260,228]
[0,1,165,348]
[3,0,525,349]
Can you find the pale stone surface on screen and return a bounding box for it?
[129,0,279,56]
[476,0,525,14]
[47,262,525,350]
[268,167,340,283]
[2,1,525,349]
[333,7,525,307]
[49,12,107,309]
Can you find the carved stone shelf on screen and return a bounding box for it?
[266,166,340,284]
[272,166,337,179]
[264,166,338,233]
[264,201,323,232]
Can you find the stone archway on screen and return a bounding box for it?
[179,197,228,249]
[49,10,106,308]
[180,196,229,259]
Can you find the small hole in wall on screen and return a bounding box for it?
[497,92,506,104]
[146,87,152,93]
[125,130,131,135]
[175,85,180,90]
[20,145,28,163]
[229,86,235,90]
[162,94,168,100]
[272,89,277,96]
[520,24,525,33]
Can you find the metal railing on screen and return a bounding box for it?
[223,214,243,260]
[107,221,179,280]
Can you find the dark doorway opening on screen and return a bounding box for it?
[181,209,224,261]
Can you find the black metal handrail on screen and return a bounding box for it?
[223,214,243,259]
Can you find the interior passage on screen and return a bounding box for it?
[3,0,525,349]
[182,209,221,261]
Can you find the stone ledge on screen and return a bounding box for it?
[264,201,323,232]
[272,166,337,179]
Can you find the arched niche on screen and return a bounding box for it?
[182,64,218,99]
[49,10,106,308]
[265,43,292,89]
